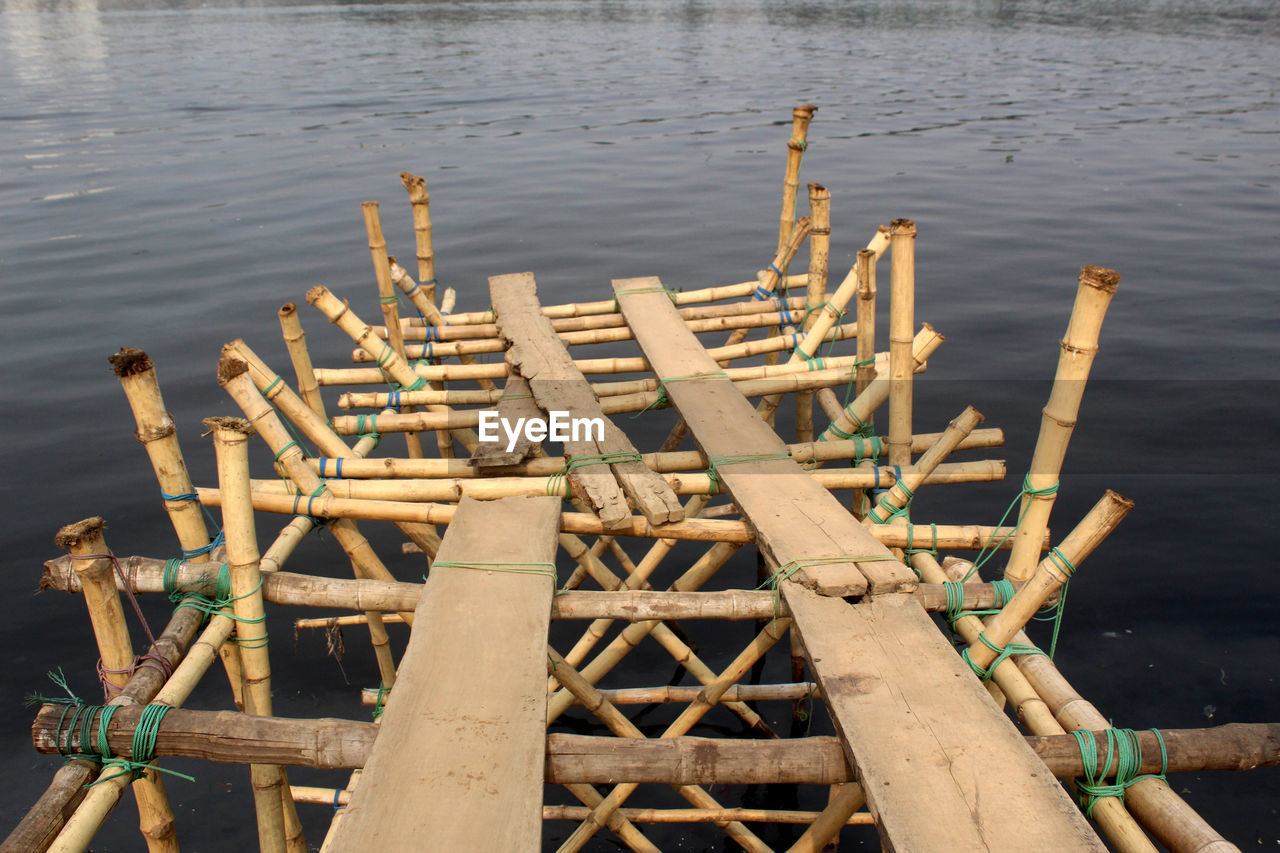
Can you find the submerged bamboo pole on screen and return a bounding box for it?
[209,417,302,853]
[886,218,916,468]
[278,304,326,421]
[399,172,437,305]
[1005,265,1121,583]
[108,348,214,562]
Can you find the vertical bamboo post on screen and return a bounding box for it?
[208,417,303,853]
[778,105,817,254]
[854,249,877,396]
[886,219,916,469]
[362,201,424,459]
[399,172,436,306]
[1005,266,1121,583]
[55,519,178,853]
[278,304,326,421]
[796,183,831,444]
[108,349,213,561]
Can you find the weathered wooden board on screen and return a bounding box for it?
[615,277,1104,851]
[614,276,916,596]
[325,495,561,851]
[492,272,683,528]
[786,589,1105,851]
[471,373,545,467]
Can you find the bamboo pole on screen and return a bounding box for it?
[53,519,179,853]
[398,172,436,305]
[1005,265,1121,583]
[966,491,1133,674]
[319,320,857,384]
[108,348,214,561]
[362,201,425,459]
[305,429,1004,479]
[796,182,830,443]
[304,285,478,451]
[886,218,916,468]
[0,762,98,853]
[246,459,1003,503]
[277,304,326,421]
[778,105,817,254]
[720,217,812,355]
[200,486,1037,550]
[861,407,984,525]
[854,249,877,396]
[208,417,301,853]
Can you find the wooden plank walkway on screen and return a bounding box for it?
[614,276,1105,852]
[324,495,561,851]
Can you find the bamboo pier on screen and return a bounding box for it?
[8,109,1276,853]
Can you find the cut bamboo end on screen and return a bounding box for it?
[107,347,153,379]
[217,357,250,386]
[53,516,108,550]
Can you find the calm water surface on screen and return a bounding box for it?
[2,0,1278,849]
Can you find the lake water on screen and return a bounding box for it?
[1,0,1277,849]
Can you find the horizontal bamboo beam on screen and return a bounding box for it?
[247,460,1005,502]
[437,274,810,326]
[194,489,1040,550]
[306,429,1005,479]
[358,681,819,707]
[316,322,859,384]
[42,557,1044,618]
[33,706,1279,782]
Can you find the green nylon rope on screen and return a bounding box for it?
[636,371,729,415]
[865,481,915,525]
[760,555,901,616]
[705,452,792,495]
[429,561,558,584]
[612,285,681,313]
[40,692,195,785]
[546,452,643,498]
[1072,728,1168,818]
[161,560,268,645]
[965,475,1060,580]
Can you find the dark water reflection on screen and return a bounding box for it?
[2,0,1277,848]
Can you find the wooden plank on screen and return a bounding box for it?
[492,272,682,528]
[471,374,545,467]
[786,590,1105,852]
[615,277,1104,851]
[325,495,561,851]
[614,276,915,596]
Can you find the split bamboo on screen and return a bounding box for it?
[1005,266,1121,583]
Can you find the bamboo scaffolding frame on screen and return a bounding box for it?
[1005,265,1121,583]
[304,429,1004,479]
[220,338,442,559]
[818,324,943,443]
[386,260,498,393]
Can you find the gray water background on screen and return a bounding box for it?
[2,0,1278,848]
